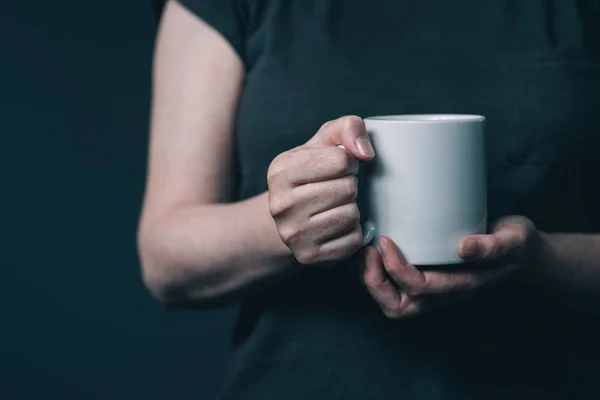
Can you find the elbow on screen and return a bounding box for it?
[137,222,232,309]
[140,255,237,310]
[139,251,181,307]
[140,261,223,310]
[137,227,191,308]
[141,263,179,307]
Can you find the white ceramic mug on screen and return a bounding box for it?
[362,114,487,265]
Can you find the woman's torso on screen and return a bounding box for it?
[222,1,600,399]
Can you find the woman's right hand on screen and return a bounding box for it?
[267,116,375,265]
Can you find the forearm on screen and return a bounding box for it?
[530,232,600,310]
[138,192,296,306]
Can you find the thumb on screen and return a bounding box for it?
[459,217,530,261]
[306,115,375,161]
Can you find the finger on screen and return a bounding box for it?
[293,175,358,215]
[377,292,425,319]
[363,246,409,317]
[459,222,528,262]
[308,203,361,243]
[419,264,519,295]
[378,236,426,295]
[306,115,375,161]
[283,147,360,186]
[315,226,364,263]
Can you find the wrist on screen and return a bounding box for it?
[246,192,297,264]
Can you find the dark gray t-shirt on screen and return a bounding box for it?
[178,1,600,398]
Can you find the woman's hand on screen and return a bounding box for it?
[363,216,541,318]
[268,116,375,265]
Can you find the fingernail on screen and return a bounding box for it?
[378,237,387,257]
[460,238,479,259]
[355,136,375,158]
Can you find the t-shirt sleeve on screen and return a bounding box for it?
[176,0,246,63]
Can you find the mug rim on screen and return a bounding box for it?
[364,114,485,123]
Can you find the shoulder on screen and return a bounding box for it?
[173,0,252,67]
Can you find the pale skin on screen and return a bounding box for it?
[138,0,600,317]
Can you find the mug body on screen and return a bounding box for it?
[364,114,487,265]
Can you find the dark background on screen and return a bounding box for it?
[2,1,235,398]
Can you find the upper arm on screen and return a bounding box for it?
[140,0,245,227]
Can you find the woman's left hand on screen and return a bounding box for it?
[363,216,542,319]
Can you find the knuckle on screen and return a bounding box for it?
[405,277,427,297]
[325,232,363,261]
[384,261,401,277]
[516,227,529,244]
[296,247,320,265]
[329,148,351,173]
[348,229,364,249]
[342,115,365,133]
[267,197,278,216]
[348,203,361,223]
[343,176,359,201]
[508,226,529,252]
[478,237,495,259]
[496,239,507,258]
[278,222,303,244]
[383,310,401,320]
[401,307,420,319]
[489,237,501,258]
[403,286,422,297]
[268,195,290,217]
[372,280,389,293]
[319,119,334,132]
[382,304,403,319]
[267,157,287,185]
[363,274,377,289]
